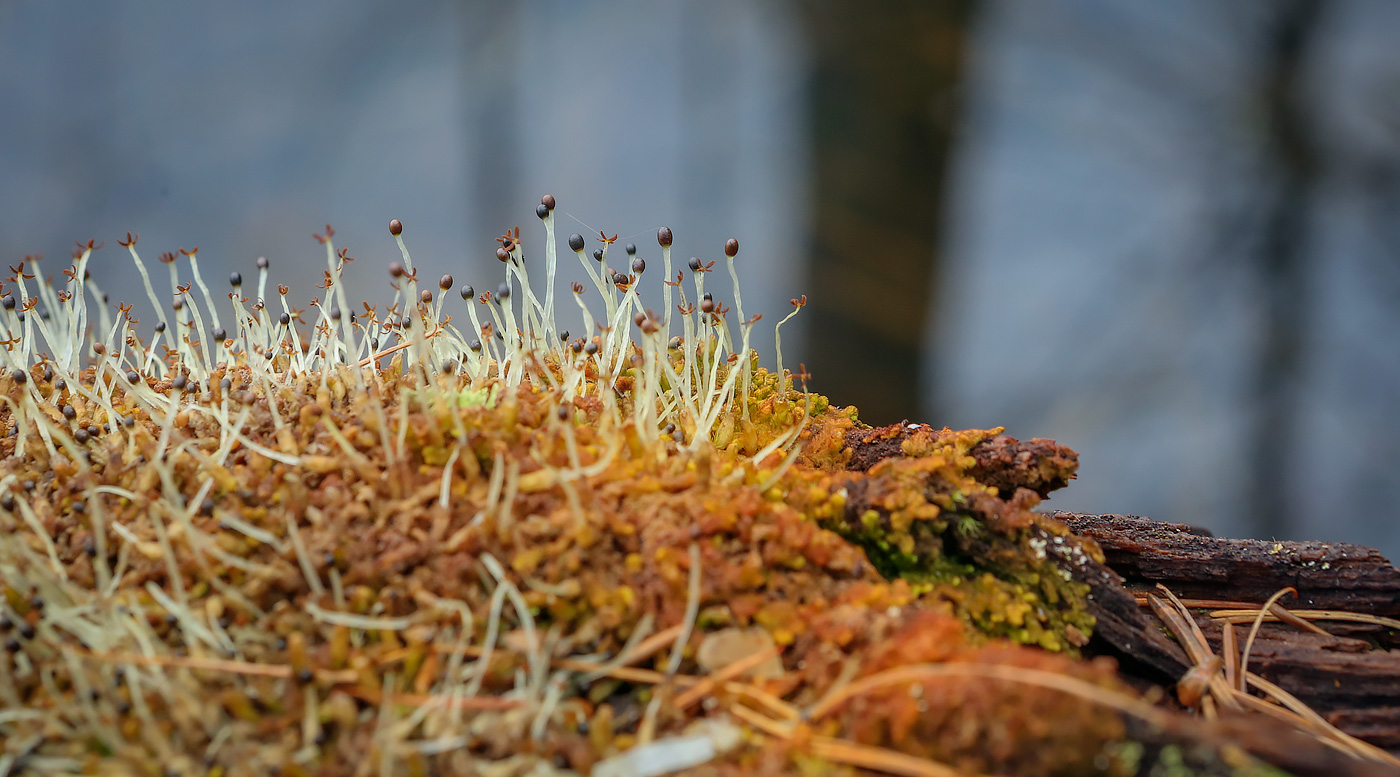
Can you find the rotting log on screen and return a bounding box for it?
[1200,620,1400,751]
[1054,513,1400,618]
[846,425,1079,499]
[843,426,1189,678]
[841,423,1400,760]
[1055,512,1400,753]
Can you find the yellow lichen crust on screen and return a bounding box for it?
[0,212,1174,776]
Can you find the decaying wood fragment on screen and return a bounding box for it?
[1053,513,1400,617]
[1055,512,1400,755]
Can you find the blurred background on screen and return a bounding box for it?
[3,1,1398,558]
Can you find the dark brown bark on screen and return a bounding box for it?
[1197,620,1400,750]
[1049,522,1192,681]
[967,434,1080,499]
[844,423,1079,498]
[1056,512,1400,753]
[1325,709,1400,752]
[1054,513,1400,617]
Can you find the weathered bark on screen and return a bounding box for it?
[1196,620,1400,750]
[844,424,1079,498]
[1051,525,1192,681]
[1054,513,1400,617]
[967,434,1080,498]
[1056,512,1400,753]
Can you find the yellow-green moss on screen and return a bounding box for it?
[807,426,1097,653]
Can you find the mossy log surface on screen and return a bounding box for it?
[4,213,1395,776]
[3,278,1395,776]
[846,423,1400,768]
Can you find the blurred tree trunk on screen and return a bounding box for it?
[1247,0,1321,541]
[799,0,974,425]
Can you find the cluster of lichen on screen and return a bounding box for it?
[0,206,1164,776]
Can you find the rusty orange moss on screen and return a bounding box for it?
[0,210,1162,776]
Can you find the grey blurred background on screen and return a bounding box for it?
[3,1,1398,559]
